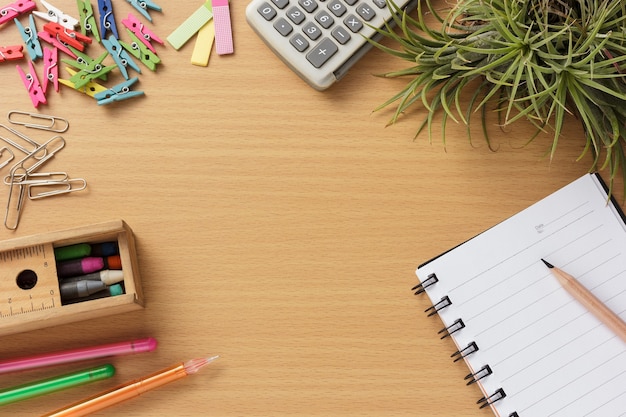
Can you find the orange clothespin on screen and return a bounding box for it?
[0,0,36,25]
[42,47,58,94]
[0,45,24,63]
[16,60,47,108]
[121,13,163,53]
[38,30,77,59]
[43,22,92,52]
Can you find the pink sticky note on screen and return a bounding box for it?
[211,0,233,55]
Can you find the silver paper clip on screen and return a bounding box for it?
[4,166,28,230]
[28,177,87,199]
[0,123,45,157]
[7,111,69,133]
[10,135,65,175]
[0,146,15,170]
[3,171,69,186]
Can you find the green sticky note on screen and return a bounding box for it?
[167,1,214,50]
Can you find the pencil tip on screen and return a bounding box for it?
[541,259,554,268]
[183,356,219,374]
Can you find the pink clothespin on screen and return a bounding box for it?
[0,0,36,25]
[0,45,24,62]
[38,30,77,59]
[42,46,58,94]
[121,13,163,53]
[43,22,92,52]
[16,60,47,108]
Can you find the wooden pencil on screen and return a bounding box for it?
[542,259,626,344]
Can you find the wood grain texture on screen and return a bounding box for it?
[0,1,622,415]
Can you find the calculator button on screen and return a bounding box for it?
[298,0,318,13]
[257,2,278,20]
[343,14,363,32]
[328,0,347,16]
[315,10,334,29]
[331,26,351,44]
[271,0,289,9]
[290,33,310,51]
[372,0,386,8]
[343,0,357,5]
[356,4,375,21]
[306,37,338,68]
[286,6,306,24]
[303,21,322,40]
[273,17,293,36]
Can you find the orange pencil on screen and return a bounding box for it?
[43,356,219,416]
[543,259,626,344]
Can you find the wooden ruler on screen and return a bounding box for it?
[0,243,61,318]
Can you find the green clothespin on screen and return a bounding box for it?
[76,0,101,42]
[120,29,161,71]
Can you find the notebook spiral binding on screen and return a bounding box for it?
[415,272,517,416]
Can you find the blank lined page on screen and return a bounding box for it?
[416,174,626,417]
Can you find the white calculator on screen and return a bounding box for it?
[246,0,418,90]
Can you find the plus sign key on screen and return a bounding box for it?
[305,38,338,68]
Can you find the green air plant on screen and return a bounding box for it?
[371,0,626,196]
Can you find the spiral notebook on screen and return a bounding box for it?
[413,173,626,417]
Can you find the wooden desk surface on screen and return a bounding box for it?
[0,1,621,415]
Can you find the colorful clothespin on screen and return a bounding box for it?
[37,29,77,59]
[42,46,58,94]
[76,0,100,42]
[120,30,160,71]
[126,0,161,22]
[43,22,92,52]
[121,13,163,54]
[16,60,47,108]
[0,0,36,25]
[97,0,118,39]
[14,15,42,60]
[101,35,141,79]
[94,77,144,105]
[0,45,24,63]
[32,0,79,29]
[63,50,116,89]
[59,67,107,98]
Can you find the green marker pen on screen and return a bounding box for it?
[0,364,115,406]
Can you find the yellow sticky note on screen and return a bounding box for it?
[191,21,215,67]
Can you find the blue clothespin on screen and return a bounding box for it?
[14,15,42,60]
[77,0,101,42]
[101,35,141,79]
[94,77,144,105]
[125,0,161,22]
[120,30,160,71]
[63,50,116,89]
[97,0,118,39]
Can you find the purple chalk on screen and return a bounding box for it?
[57,257,105,278]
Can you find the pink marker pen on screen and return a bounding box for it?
[0,338,158,374]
